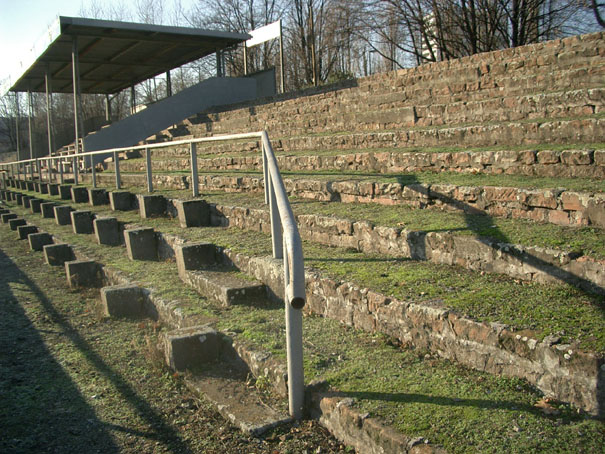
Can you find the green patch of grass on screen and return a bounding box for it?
[8,190,604,352]
[198,191,605,260]
[3,199,604,454]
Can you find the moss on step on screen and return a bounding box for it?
[9,191,604,353]
[189,190,605,261]
[3,202,604,454]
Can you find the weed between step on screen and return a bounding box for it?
[80,183,605,260]
[4,200,604,454]
[9,192,605,352]
[114,142,605,162]
[110,167,605,193]
[0,227,345,453]
[198,190,605,260]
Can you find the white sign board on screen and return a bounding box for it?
[246,20,281,48]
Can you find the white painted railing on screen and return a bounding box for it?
[0,131,306,419]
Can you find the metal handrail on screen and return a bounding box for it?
[0,130,306,419]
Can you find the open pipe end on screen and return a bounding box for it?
[290,297,305,310]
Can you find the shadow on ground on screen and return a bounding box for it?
[0,246,193,453]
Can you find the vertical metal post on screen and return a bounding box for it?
[73,156,79,185]
[37,158,41,181]
[114,151,121,189]
[130,85,136,115]
[166,71,172,97]
[59,157,64,184]
[243,45,248,76]
[72,37,81,155]
[269,176,283,259]
[91,157,97,188]
[279,20,285,93]
[283,241,304,420]
[145,148,153,192]
[45,67,54,160]
[190,142,198,197]
[262,143,269,204]
[15,92,21,161]
[216,50,223,77]
[27,88,34,161]
[29,159,34,182]
[105,94,111,123]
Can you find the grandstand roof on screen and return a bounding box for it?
[7,16,249,95]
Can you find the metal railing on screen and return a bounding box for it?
[0,131,306,419]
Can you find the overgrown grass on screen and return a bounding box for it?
[115,142,605,162]
[7,192,604,353]
[192,191,605,260]
[4,196,605,453]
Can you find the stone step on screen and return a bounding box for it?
[188,171,605,229]
[191,63,603,132]
[175,241,267,306]
[160,326,291,435]
[110,144,605,180]
[127,116,605,162]
[196,87,605,137]
[181,268,267,306]
[4,188,604,420]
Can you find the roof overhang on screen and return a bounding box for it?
[6,16,249,95]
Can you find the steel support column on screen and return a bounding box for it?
[15,92,21,161]
[27,88,34,161]
[72,37,82,156]
[166,71,172,97]
[45,67,54,181]
[105,94,111,123]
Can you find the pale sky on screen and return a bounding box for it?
[0,0,88,84]
[0,0,195,90]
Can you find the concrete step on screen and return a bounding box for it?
[4,190,604,422]
[181,267,267,306]
[109,143,605,180]
[161,325,291,435]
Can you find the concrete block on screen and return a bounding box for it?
[8,218,27,231]
[88,188,109,206]
[30,198,43,213]
[39,183,49,194]
[0,208,9,215]
[26,181,34,191]
[40,202,57,219]
[54,205,73,225]
[65,260,102,288]
[44,243,75,266]
[100,284,145,318]
[17,225,38,240]
[71,210,94,234]
[162,326,220,371]
[109,191,135,211]
[34,182,42,193]
[59,185,72,200]
[137,194,166,218]
[94,217,121,246]
[71,186,89,203]
[1,213,17,223]
[176,199,210,228]
[15,193,23,204]
[175,242,217,275]
[29,232,53,251]
[22,196,32,208]
[49,183,60,196]
[124,228,157,261]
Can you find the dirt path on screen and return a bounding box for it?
[0,226,346,454]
